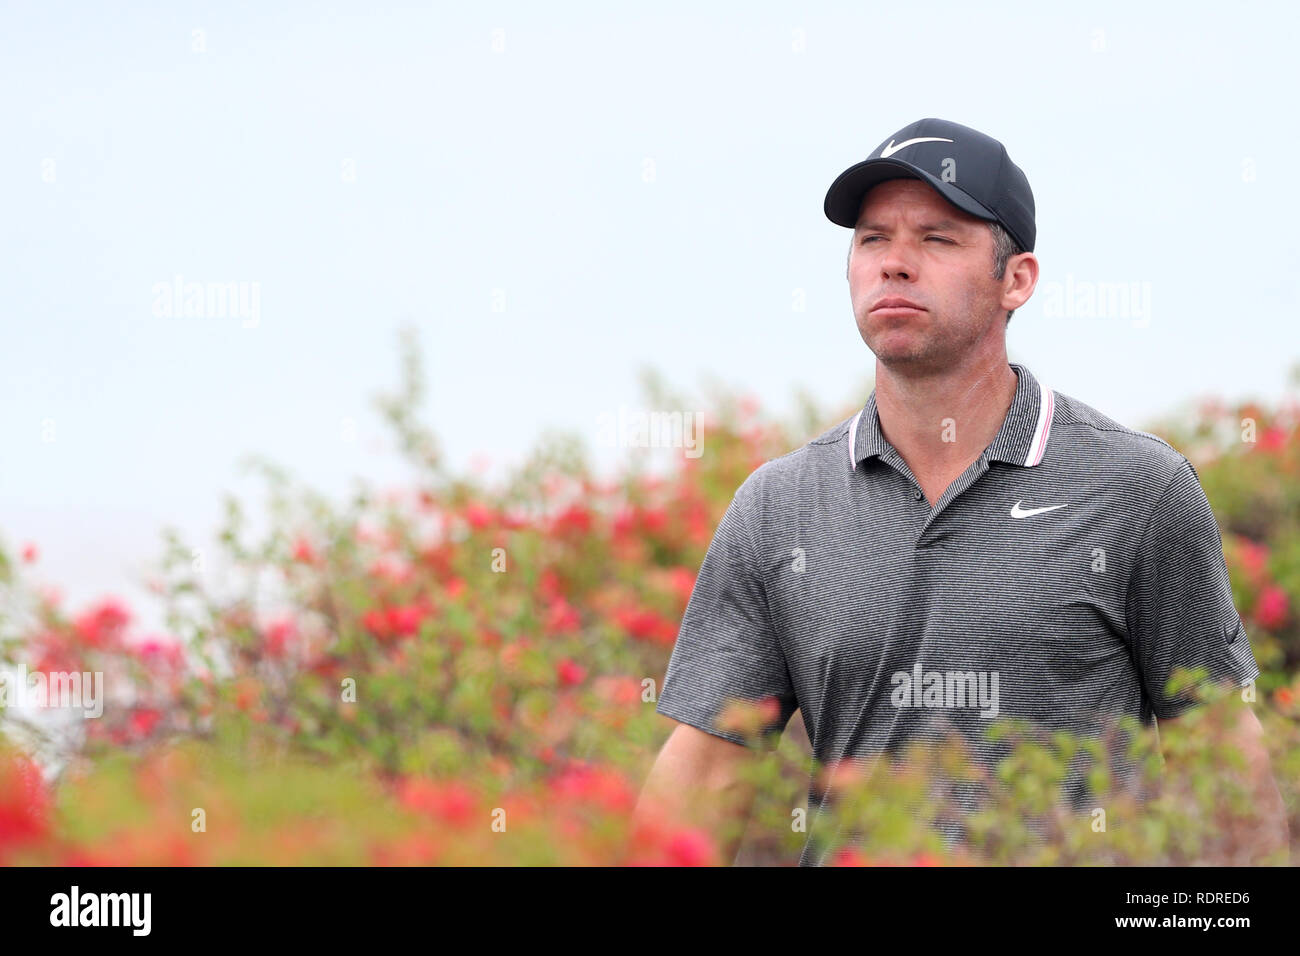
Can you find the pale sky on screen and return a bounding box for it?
[2,0,1297,639]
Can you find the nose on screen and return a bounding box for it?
[879,243,915,281]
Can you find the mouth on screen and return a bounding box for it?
[871,297,926,313]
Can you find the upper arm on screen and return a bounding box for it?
[663,720,757,774]
[1125,459,1261,718]
[654,488,798,749]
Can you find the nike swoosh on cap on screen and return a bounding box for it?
[879,136,955,158]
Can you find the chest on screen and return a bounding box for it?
[757,467,1138,699]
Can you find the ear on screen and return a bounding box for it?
[1000,252,1039,314]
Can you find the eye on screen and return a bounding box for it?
[859,235,882,245]
[925,236,954,243]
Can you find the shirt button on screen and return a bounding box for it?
[915,490,923,500]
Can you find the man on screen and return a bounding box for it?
[634,118,1284,866]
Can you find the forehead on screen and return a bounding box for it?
[855,178,983,229]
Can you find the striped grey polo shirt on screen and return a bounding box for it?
[655,361,1261,866]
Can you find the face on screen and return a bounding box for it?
[848,178,1013,373]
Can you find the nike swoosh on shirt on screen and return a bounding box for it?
[1009,500,1069,518]
[879,136,954,158]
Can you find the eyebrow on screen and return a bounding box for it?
[854,219,969,233]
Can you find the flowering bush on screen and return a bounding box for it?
[1148,378,1300,677]
[1,341,1298,865]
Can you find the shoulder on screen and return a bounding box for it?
[1047,388,1192,489]
[730,413,857,514]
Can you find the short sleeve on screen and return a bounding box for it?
[655,489,798,750]
[1125,459,1261,719]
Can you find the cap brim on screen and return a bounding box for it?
[823,158,999,228]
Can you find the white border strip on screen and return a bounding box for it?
[1024,386,1055,466]
[847,408,864,471]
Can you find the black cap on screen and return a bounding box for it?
[823,118,1036,253]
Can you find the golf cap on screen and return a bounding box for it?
[823,118,1036,253]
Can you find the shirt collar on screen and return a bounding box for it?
[848,362,1055,472]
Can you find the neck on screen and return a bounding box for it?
[873,353,1018,476]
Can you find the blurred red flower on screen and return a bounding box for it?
[614,606,678,647]
[1232,538,1269,587]
[362,608,391,640]
[548,762,634,813]
[292,538,318,564]
[537,568,563,601]
[665,567,696,607]
[363,604,426,642]
[612,508,637,539]
[830,847,871,866]
[73,597,131,649]
[545,598,581,635]
[1255,586,1290,631]
[556,658,586,687]
[387,604,426,638]
[551,504,593,536]
[129,708,163,739]
[465,503,495,529]
[0,752,49,861]
[595,675,642,706]
[664,829,716,866]
[263,617,297,658]
[398,778,477,826]
[640,508,668,534]
[1257,427,1287,452]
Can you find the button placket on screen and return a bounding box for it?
[917,456,991,541]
